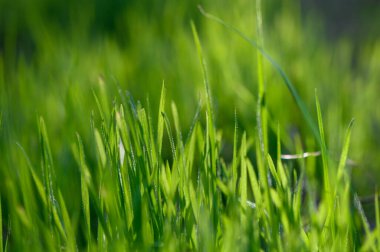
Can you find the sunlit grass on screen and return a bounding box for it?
[1,1,380,251]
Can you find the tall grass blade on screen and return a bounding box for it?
[93,89,107,124]
[267,154,281,188]
[256,0,265,99]
[57,190,75,250]
[38,117,68,240]
[75,133,91,246]
[94,129,107,168]
[255,0,268,181]
[336,119,355,184]
[276,126,288,188]
[74,133,111,241]
[157,82,166,156]
[39,117,56,208]
[239,132,247,210]
[315,92,330,196]
[354,194,371,234]
[247,160,262,209]
[190,21,213,124]
[161,112,176,163]
[16,142,47,206]
[232,109,238,195]
[191,21,217,177]
[198,6,320,145]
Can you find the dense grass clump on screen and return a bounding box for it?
[2,75,378,250]
[1,0,380,251]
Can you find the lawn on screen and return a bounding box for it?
[1,0,380,250]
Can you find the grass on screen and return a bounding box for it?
[1,0,380,251]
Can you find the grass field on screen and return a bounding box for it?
[1,0,380,250]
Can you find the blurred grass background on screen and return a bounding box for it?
[1,0,380,224]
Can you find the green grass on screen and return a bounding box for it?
[1,0,380,251]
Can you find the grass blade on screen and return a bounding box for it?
[267,154,281,188]
[16,142,47,206]
[76,133,91,246]
[354,194,371,235]
[191,21,217,177]
[232,109,238,195]
[336,119,355,184]
[39,117,56,206]
[239,132,247,210]
[255,0,268,180]
[315,91,330,196]
[157,82,166,156]
[190,21,213,124]
[57,190,76,250]
[161,112,176,163]
[247,159,262,214]
[38,117,67,240]
[198,6,320,145]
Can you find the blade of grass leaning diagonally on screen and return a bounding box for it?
[361,192,380,251]
[57,190,76,251]
[315,92,330,196]
[115,108,135,228]
[254,139,274,243]
[171,102,186,202]
[191,21,217,177]
[145,97,158,178]
[74,133,111,240]
[191,24,220,239]
[198,6,321,146]
[75,133,91,246]
[354,193,371,234]
[16,142,48,207]
[157,82,166,156]
[150,83,167,231]
[161,111,177,165]
[247,160,261,210]
[39,117,55,213]
[315,91,339,242]
[336,119,355,186]
[276,126,288,189]
[93,89,107,124]
[38,117,67,240]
